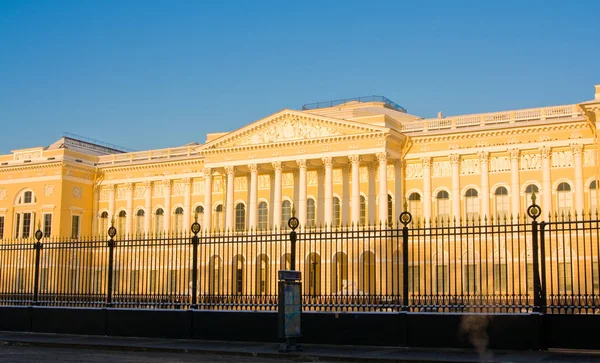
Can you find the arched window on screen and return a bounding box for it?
[117,210,126,236]
[281,200,292,228]
[13,190,37,239]
[387,194,393,226]
[305,253,321,295]
[232,255,245,295]
[281,253,291,270]
[256,254,270,295]
[333,197,341,227]
[154,208,164,234]
[331,252,348,293]
[195,205,204,223]
[99,211,109,236]
[494,187,509,219]
[208,255,222,295]
[173,207,184,233]
[436,190,450,222]
[408,193,422,221]
[135,209,145,234]
[213,204,224,231]
[235,203,246,231]
[590,180,598,215]
[258,202,268,230]
[359,251,376,294]
[307,198,316,228]
[16,190,36,205]
[556,182,572,216]
[360,195,366,226]
[464,188,480,221]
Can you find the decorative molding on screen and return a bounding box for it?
[44,184,54,197]
[296,159,307,169]
[272,161,282,171]
[322,157,333,168]
[0,188,6,200]
[72,186,82,199]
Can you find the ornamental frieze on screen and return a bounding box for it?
[134,186,145,199]
[460,159,480,175]
[551,151,573,168]
[520,153,541,171]
[237,118,342,145]
[432,161,451,177]
[490,156,511,173]
[405,163,423,179]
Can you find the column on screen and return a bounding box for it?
[541,147,552,218]
[163,179,172,232]
[422,157,432,224]
[203,168,212,232]
[323,157,333,227]
[394,160,403,219]
[349,155,361,225]
[572,144,584,217]
[377,152,389,224]
[108,184,116,227]
[367,163,377,225]
[510,150,520,219]
[92,185,100,235]
[272,162,282,229]
[249,164,258,230]
[297,160,307,228]
[342,166,349,225]
[479,151,490,220]
[125,182,133,236]
[224,166,235,231]
[450,154,461,220]
[317,167,325,226]
[183,177,192,231]
[144,181,152,235]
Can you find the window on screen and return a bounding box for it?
[465,188,480,222]
[235,203,246,231]
[14,212,34,239]
[408,266,420,293]
[43,214,52,237]
[306,253,321,295]
[463,264,478,293]
[209,255,222,294]
[307,198,316,228]
[494,263,507,293]
[258,202,268,230]
[524,184,539,222]
[195,205,204,223]
[256,255,269,295]
[71,215,81,239]
[16,190,35,205]
[558,262,572,292]
[135,210,145,234]
[494,187,509,220]
[556,182,572,216]
[436,190,450,222]
[281,200,292,228]
[0,216,4,239]
[359,195,366,226]
[387,194,393,226]
[233,255,244,295]
[173,207,184,233]
[116,210,126,236]
[154,208,164,234]
[333,197,341,227]
[213,204,224,230]
[408,193,422,222]
[99,211,109,235]
[590,180,598,215]
[436,265,449,294]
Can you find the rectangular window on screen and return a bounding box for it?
[43,214,52,238]
[496,195,509,219]
[0,216,4,239]
[14,213,21,239]
[465,198,480,222]
[71,215,80,239]
[437,199,451,221]
[408,266,420,293]
[22,212,32,238]
[463,264,478,293]
[494,263,507,293]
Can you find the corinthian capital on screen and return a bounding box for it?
[224,166,235,175]
[376,152,389,164]
[540,146,551,160]
[202,167,212,177]
[571,143,583,156]
[322,157,333,168]
[421,156,431,168]
[248,164,258,173]
[509,149,520,161]
[348,154,360,164]
[296,159,307,169]
[477,151,489,162]
[272,161,282,171]
[450,154,460,165]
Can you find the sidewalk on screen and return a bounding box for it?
[1,331,599,363]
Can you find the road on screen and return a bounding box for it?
[0,344,334,363]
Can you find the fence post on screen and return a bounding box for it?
[527,193,543,313]
[190,217,201,308]
[33,225,43,305]
[539,221,548,310]
[106,220,117,307]
[399,208,412,312]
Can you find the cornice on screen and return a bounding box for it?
[0,162,61,173]
[99,158,204,173]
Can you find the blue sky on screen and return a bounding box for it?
[1,0,598,153]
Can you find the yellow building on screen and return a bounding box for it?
[1,86,599,239]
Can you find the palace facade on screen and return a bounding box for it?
[1,86,600,240]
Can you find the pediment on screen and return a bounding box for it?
[201,109,389,150]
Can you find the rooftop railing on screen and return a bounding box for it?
[302,95,407,113]
[97,145,201,166]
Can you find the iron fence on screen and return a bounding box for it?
[0,207,599,313]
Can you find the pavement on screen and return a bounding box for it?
[1,331,600,363]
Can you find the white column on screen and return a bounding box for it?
[323,157,333,227]
[272,162,282,229]
[349,155,361,225]
[93,186,100,235]
[377,152,389,224]
[108,184,116,227]
[125,182,133,236]
[479,151,490,220]
[297,160,307,228]
[144,181,152,235]
[450,154,460,220]
[317,168,325,226]
[203,168,212,232]
[394,160,403,221]
[367,163,377,225]
[224,166,235,231]
[541,147,552,218]
[163,179,172,233]
[422,157,432,224]
[510,150,520,219]
[249,164,258,230]
[342,166,349,226]
[183,177,192,231]
[572,144,584,217]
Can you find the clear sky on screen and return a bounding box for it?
[1,0,598,153]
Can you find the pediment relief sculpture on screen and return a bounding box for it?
[238,118,342,146]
